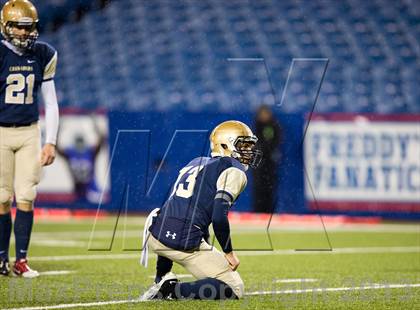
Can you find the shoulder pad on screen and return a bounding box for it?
[32,41,57,61]
[217,156,245,172]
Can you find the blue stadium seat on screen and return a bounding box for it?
[38,0,419,113]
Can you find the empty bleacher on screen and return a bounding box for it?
[37,0,419,113]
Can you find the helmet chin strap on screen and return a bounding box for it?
[9,33,37,49]
[231,151,241,159]
[11,37,28,49]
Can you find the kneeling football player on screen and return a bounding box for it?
[140,120,262,300]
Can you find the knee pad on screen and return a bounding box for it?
[0,188,13,205]
[15,185,37,204]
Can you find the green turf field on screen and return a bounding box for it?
[0,217,419,309]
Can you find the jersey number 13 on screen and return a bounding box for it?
[171,165,205,199]
[5,73,35,104]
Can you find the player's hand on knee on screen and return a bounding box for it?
[41,144,56,166]
[225,251,240,271]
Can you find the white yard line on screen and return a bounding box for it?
[28,253,139,262]
[238,246,420,256]
[31,240,87,248]
[20,246,420,262]
[10,239,87,248]
[5,299,135,310]
[29,223,420,240]
[38,270,75,276]
[244,283,420,296]
[4,283,420,310]
[234,224,420,233]
[11,239,106,248]
[274,278,318,283]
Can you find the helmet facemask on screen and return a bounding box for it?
[3,20,38,50]
[227,136,263,169]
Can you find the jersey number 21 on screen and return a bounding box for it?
[5,73,35,104]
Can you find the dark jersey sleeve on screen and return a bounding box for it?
[211,157,247,253]
[34,41,58,82]
[0,44,8,63]
[212,198,233,253]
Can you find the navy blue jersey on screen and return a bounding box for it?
[150,156,247,251]
[0,40,57,124]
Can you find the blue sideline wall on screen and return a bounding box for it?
[38,110,419,219]
[107,111,306,214]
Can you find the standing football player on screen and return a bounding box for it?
[0,0,59,278]
[140,120,262,300]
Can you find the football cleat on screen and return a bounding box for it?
[0,259,10,276]
[12,259,39,278]
[139,272,179,301]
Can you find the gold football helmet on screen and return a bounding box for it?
[210,120,262,168]
[0,0,39,49]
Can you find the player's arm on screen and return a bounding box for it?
[212,197,232,252]
[212,167,247,270]
[40,50,59,166]
[54,130,68,161]
[91,115,105,157]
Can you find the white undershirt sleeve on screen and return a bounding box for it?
[41,80,59,145]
